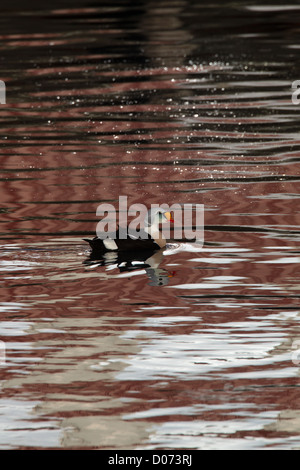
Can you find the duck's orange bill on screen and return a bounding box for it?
[164,212,174,223]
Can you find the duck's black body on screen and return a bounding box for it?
[86,247,160,270]
[83,228,162,254]
[84,208,173,255]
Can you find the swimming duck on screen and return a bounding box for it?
[84,208,174,253]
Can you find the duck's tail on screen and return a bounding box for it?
[83,238,93,246]
[83,237,104,250]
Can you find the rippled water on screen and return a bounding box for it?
[1,0,300,450]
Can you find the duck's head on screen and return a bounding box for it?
[145,208,174,228]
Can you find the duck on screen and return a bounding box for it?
[83,208,174,253]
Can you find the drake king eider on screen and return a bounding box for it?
[84,208,174,253]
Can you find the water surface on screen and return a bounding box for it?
[1,0,300,450]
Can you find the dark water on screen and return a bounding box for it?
[1,0,300,449]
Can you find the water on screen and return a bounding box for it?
[1,0,300,450]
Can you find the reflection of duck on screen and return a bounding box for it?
[84,208,174,253]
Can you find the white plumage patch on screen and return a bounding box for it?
[103,238,118,250]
